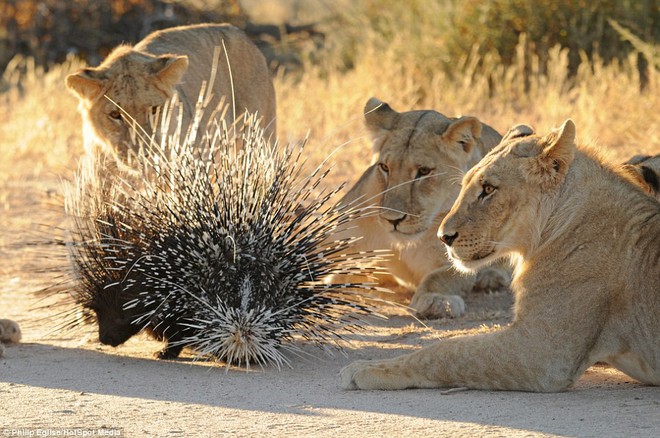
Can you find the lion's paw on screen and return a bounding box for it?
[340,360,367,390]
[340,360,390,390]
[410,293,466,319]
[0,319,22,344]
[473,268,511,292]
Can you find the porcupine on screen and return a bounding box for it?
[63,110,385,367]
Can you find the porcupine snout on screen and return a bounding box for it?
[96,316,138,347]
[98,329,126,347]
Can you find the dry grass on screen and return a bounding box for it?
[0,55,84,183]
[275,38,659,190]
[0,19,658,283]
[1,37,658,190]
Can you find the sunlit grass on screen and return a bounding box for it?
[0,55,85,183]
[0,25,657,191]
[275,36,658,191]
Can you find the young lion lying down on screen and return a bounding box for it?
[341,120,660,392]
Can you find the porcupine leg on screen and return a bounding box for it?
[148,326,184,359]
[155,342,184,359]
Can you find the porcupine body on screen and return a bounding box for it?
[65,113,383,367]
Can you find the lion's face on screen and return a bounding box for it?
[364,98,490,236]
[66,47,189,159]
[439,120,576,272]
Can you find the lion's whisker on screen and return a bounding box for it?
[344,170,448,211]
[362,205,421,218]
[444,164,467,177]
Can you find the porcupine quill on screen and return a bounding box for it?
[61,103,387,369]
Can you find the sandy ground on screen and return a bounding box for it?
[1,174,659,438]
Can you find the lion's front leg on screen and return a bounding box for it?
[341,356,441,390]
[341,325,591,392]
[409,267,475,318]
[473,264,511,291]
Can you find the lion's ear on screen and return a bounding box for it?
[624,154,650,165]
[638,165,660,192]
[66,69,104,101]
[442,116,482,153]
[502,124,534,142]
[152,55,189,89]
[364,97,398,132]
[541,119,575,176]
[529,119,575,189]
[621,164,657,194]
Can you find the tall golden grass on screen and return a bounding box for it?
[0,55,84,182]
[1,22,658,191]
[280,43,657,186]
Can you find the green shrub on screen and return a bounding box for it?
[321,0,658,81]
[447,0,658,74]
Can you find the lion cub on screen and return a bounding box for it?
[66,23,276,160]
[341,120,660,392]
[337,98,509,319]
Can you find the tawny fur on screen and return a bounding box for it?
[334,98,509,319]
[622,154,660,201]
[66,23,276,160]
[0,319,21,357]
[341,119,660,392]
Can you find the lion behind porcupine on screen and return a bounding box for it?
[66,23,277,161]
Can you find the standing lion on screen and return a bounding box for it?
[66,23,277,160]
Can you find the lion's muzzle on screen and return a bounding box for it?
[440,231,458,246]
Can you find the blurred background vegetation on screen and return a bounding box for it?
[0,0,245,69]
[1,0,657,79]
[0,0,658,186]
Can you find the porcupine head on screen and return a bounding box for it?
[88,281,144,347]
[83,251,196,358]
[89,284,183,356]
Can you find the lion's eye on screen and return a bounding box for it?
[416,167,432,179]
[109,110,123,121]
[378,162,389,174]
[479,183,496,200]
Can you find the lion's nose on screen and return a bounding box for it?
[440,232,458,247]
[386,215,406,230]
